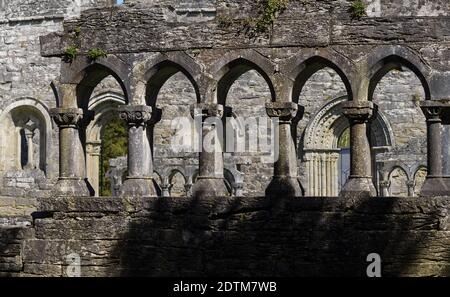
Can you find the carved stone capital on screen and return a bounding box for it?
[379,180,391,188]
[420,100,450,123]
[342,101,375,124]
[406,180,415,188]
[118,105,153,127]
[265,102,300,122]
[50,108,84,128]
[190,103,224,119]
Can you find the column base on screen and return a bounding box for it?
[265,176,303,197]
[340,176,376,198]
[191,177,230,198]
[420,176,450,197]
[52,178,92,197]
[118,177,157,197]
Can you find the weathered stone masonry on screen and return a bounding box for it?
[1,0,450,276]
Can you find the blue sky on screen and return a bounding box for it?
[117,0,124,4]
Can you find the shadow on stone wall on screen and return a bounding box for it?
[0,226,29,276]
[111,195,450,277]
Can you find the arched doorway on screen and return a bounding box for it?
[302,96,394,196]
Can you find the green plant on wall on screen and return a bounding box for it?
[217,0,292,34]
[100,118,128,196]
[63,45,78,63]
[350,0,367,19]
[255,0,290,32]
[88,48,108,61]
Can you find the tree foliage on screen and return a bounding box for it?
[100,117,128,196]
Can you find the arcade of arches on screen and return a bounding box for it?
[0,66,433,198]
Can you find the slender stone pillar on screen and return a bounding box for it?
[190,103,229,197]
[420,100,450,196]
[23,127,36,170]
[184,183,193,196]
[234,182,244,197]
[86,140,101,195]
[406,180,415,197]
[118,105,157,196]
[379,180,390,197]
[340,101,377,198]
[161,178,171,197]
[265,102,303,197]
[50,107,91,196]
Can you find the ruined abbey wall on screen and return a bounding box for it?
[1,0,450,277]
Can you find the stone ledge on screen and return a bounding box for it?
[35,196,450,216]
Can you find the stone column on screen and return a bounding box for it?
[406,180,415,197]
[118,105,157,196]
[379,180,390,197]
[23,127,36,170]
[419,100,450,196]
[340,101,377,198]
[161,178,171,197]
[86,140,101,195]
[265,102,303,197]
[184,183,193,196]
[50,107,91,196]
[234,182,244,197]
[190,103,229,197]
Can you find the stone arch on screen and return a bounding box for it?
[368,46,432,101]
[288,53,355,103]
[85,90,127,195]
[223,168,235,195]
[303,96,394,150]
[63,57,130,109]
[141,55,202,107]
[0,98,54,177]
[210,50,276,104]
[302,96,394,196]
[141,55,202,186]
[168,168,188,197]
[388,166,409,197]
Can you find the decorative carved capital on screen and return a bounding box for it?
[342,101,375,124]
[379,180,391,188]
[190,103,224,119]
[265,102,300,123]
[406,180,415,188]
[50,108,84,128]
[118,105,153,127]
[420,100,450,123]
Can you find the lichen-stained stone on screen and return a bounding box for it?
[3,0,450,277]
[3,197,449,276]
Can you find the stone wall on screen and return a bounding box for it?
[1,196,450,276]
[0,0,118,197]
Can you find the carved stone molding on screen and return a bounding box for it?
[50,108,84,128]
[342,101,375,124]
[420,100,450,123]
[265,102,301,123]
[118,105,153,127]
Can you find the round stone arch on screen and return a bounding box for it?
[302,96,394,196]
[85,91,126,196]
[0,98,54,177]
